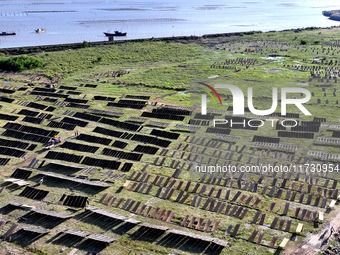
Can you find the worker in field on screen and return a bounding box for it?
[51,135,61,146]
[38,177,44,185]
[45,134,61,150]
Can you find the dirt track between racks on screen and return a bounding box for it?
[283,207,340,255]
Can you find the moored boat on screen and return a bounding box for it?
[36,28,46,33]
[104,31,127,37]
[0,32,16,36]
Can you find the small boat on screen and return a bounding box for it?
[104,31,127,37]
[0,32,16,36]
[36,28,46,33]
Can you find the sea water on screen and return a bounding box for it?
[1,0,340,48]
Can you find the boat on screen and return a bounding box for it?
[0,32,16,36]
[104,31,127,37]
[35,28,46,33]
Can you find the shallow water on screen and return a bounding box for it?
[1,0,340,48]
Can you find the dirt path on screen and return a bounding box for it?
[283,207,340,255]
[4,150,45,176]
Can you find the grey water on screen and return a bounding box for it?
[1,0,340,48]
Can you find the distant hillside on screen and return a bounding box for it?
[323,10,340,21]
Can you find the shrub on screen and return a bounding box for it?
[300,39,308,45]
[0,56,44,71]
[82,41,89,48]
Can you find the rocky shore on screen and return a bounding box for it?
[323,10,340,21]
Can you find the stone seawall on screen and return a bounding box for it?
[1,25,339,56]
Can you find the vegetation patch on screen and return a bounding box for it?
[0,56,44,71]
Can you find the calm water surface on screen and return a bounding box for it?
[1,0,340,48]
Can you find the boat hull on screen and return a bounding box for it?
[0,32,16,36]
[36,29,46,33]
[104,32,127,37]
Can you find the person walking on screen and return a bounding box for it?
[38,177,44,185]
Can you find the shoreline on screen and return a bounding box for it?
[1,25,339,55]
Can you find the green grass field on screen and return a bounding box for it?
[0,26,339,255]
